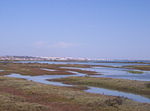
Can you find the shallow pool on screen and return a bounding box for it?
[62,67,150,81]
[5,73,150,103]
[85,87,150,103]
[14,60,149,67]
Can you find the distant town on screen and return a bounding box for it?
[0,56,92,61]
[0,56,150,63]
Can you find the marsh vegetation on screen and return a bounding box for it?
[0,62,150,111]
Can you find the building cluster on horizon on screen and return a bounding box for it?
[1,56,147,62]
[0,56,91,61]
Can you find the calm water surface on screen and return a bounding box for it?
[85,87,150,103]
[3,61,150,103]
[15,60,149,67]
[0,70,4,72]
[5,71,150,103]
[62,67,150,81]
[16,61,150,81]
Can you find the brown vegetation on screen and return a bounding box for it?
[0,62,150,111]
[123,65,150,71]
[0,63,98,76]
[0,76,150,111]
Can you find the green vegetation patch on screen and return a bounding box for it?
[123,65,150,71]
[0,76,150,111]
[127,70,144,74]
[146,83,150,88]
[51,77,150,98]
[0,93,49,111]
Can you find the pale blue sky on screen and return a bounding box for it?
[0,0,150,59]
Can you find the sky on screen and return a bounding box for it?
[0,0,150,59]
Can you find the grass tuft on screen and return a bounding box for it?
[127,70,144,74]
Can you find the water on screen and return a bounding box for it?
[92,67,150,81]
[41,68,56,71]
[5,73,73,87]
[62,67,150,81]
[41,68,87,77]
[0,70,4,72]
[4,60,150,81]
[85,87,150,103]
[5,70,86,87]
[14,60,149,67]
[5,73,150,103]
[14,61,150,81]
[3,61,150,103]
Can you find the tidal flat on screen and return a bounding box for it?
[0,76,150,111]
[0,62,150,111]
[0,63,98,76]
[122,65,150,71]
[51,76,150,98]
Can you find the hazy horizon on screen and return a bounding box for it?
[1,0,150,60]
